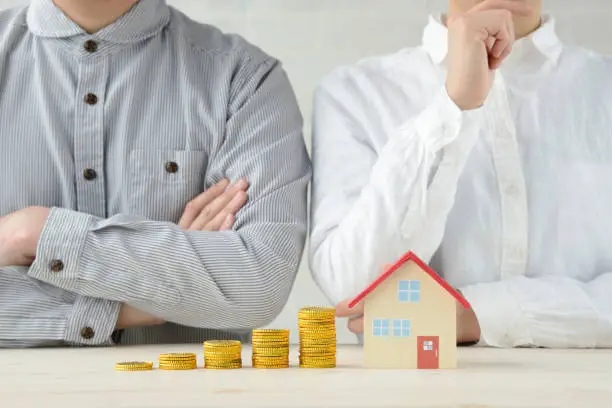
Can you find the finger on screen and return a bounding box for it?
[489,13,514,66]
[178,179,229,229]
[347,316,364,334]
[188,179,248,230]
[336,298,363,317]
[203,190,247,231]
[471,0,532,16]
[219,214,235,231]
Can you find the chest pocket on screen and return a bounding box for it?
[128,150,208,222]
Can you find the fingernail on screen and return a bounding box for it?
[236,179,247,189]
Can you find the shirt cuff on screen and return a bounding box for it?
[64,296,121,345]
[460,281,532,348]
[409,85,463,153]
[28,207,93,287]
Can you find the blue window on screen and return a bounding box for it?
[392,320,411,337]
[398,280,420,302]
[373,319,390,337]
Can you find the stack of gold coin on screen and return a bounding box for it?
[158,353,198,370]
[298,307,337,368]
[251,329,290,369]
[203,340,242,369]
[115,361,154,372]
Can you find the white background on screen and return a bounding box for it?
[1,0,610,343]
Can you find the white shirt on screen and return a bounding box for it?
[309,15,612,348]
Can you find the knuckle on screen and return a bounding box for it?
[184,201,198,213]
[202,207,213,218]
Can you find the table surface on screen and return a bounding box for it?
[2,344,612,408]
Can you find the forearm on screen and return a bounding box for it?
[460,272,612,348]
[310,86,483,304]
[28,200,306,331]
[0,266,120,348]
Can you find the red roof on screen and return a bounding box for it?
[348,251,470,309]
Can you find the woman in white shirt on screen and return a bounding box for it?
[309,0,612,348]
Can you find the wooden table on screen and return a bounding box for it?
[2,344,611,407]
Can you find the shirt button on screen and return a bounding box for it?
[165,161,179,173]
[83,168,97,181]
[84,93,98,105]
[80,327,95,339]
[84,40,98,53]
[49,260,64,272]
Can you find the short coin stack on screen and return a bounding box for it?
[251,329,290,369]
[115,361,153,372]
[298,307,337,368]
[158,353,198,370]
[203,340,242,369]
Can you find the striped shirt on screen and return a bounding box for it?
[0,0,311,347]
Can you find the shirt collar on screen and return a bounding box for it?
[422,14,563,67]
[27,0,171,44]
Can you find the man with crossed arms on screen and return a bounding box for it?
[0,0,310,347]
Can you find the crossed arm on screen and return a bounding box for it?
[0,59,311,348]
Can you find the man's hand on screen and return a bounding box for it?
[116,304,166,330]
[178,178,248,231]
[0,206,50,267]
[446,0,532,110]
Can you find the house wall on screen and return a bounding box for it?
[363,261,457,369]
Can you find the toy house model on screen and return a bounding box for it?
[349,251,470,369]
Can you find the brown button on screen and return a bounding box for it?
[84,93,98,105]
[80,327,95,339]
[83,168,97,180]
[84,40,98,53]
[49,260,64,272]
[165,161,179,173]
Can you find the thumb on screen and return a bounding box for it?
[336,298,362,317]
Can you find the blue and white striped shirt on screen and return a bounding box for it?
[0,0,311,347]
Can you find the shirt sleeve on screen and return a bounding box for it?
[26,58,311,331]
[309,72,483,305]
[0,266,120,347]
[460,272,612,348]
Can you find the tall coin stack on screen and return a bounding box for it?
[298,307,337,368]
[158,353,198,370]
[203,340,243,369]
[251,329,290,369]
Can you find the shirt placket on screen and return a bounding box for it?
[74,39,108,218]
[488,75,529,279]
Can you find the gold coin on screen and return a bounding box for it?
[205,366,242,370]
[300,364,336,369]
[204,358,241,362]
[159,366,197,370]
[159,356,197,361]
[204,350,241,354]
[115,361,154,371]
[159,360,198,365]
[299,306,335,314]
[252,329,290,335]
[253,364,290,369]
[204,340,241,347]
[159,353,197,359]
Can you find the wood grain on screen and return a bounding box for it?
[2,345,611,407]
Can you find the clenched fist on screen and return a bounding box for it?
[446,0,532,110]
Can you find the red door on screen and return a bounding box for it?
[417,336,439,369]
